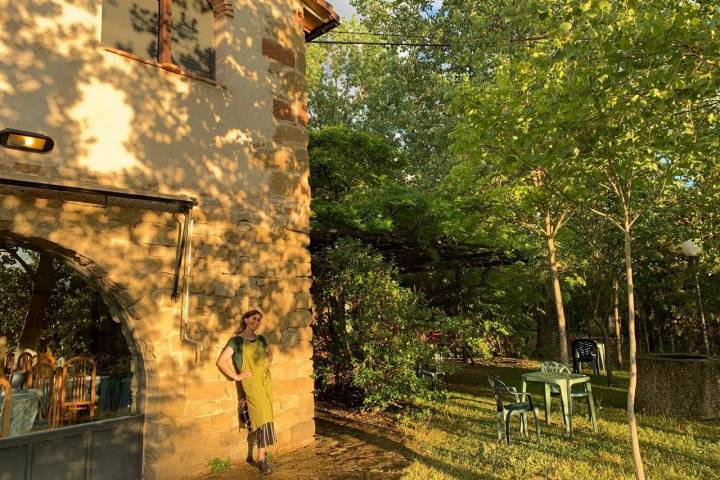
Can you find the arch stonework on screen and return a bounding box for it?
[0,229,150,417]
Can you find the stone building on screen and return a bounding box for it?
[0,0,337,478]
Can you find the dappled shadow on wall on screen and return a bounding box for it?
[0,0,311,349]
[0,0,313,469]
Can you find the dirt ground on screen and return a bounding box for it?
[201,406,412,479]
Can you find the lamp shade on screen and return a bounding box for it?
[681,239,702,257]
[0,128,54,153]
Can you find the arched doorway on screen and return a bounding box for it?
[0,237,145,480]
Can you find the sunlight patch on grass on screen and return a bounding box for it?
[398,363,720,480]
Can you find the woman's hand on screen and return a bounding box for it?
[234,371,253,381]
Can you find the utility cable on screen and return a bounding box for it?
[309,39,451,47]
[331,30,442,39]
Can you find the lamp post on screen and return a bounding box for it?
[681,239,710,355]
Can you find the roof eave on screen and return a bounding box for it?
[301,0,340,41]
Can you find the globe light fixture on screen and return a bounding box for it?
[681,239,702,257]
[0,128,54,153]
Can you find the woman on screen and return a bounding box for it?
[216,310,275,474]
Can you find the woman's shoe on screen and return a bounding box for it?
[257,458,272,474]
[246,456,255,467]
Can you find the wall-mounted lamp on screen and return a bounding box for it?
[0,128,54,153]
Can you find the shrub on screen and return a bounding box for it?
[312,239,441,409]
[442,311,533,360]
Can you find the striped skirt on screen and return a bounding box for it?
[251,421,277,448]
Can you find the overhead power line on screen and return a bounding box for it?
[331,30,442,39]
[309,40,451,47]
[309,30,546,48]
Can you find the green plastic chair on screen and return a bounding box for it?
[418,353,449,390]
[488,376,541,445]
[540,361,592,424]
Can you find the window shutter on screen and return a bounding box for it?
[171,0,214,79]
[101,0,160,60]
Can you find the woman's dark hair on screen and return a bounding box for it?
[238,309,263,333]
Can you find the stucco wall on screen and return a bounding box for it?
[0,0,314,477]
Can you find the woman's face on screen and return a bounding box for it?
[244,313,262,332]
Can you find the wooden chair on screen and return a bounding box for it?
[2,350,16,376]
[15,351,35,388]
[16,351,34,372]
[0,377,11,438]
[25,352,49,390]
[28,353,61,427]
[59,356,97,423]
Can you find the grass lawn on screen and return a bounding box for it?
[397,359,720,480]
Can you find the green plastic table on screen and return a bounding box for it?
[521,371,597,438]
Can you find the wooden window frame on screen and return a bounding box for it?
[158,0,173,65]
[102,0,234,82]
[157,0,234,75]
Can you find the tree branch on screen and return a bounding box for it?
[588,207,625,231]
[1,247,34,276]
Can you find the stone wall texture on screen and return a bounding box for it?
[0,0,315,477]
[637,354,720,420]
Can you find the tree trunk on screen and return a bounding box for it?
[536,279,557,358]
[641,305,651,354]
[613,279,623,365]
[546,232,569,365]
[590,278,613,385]
[18,253,58,349]
[601,322,614,385]
[655,323,665,353]
[623,224,645,480]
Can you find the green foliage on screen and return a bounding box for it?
[0,251,33,341]
[441,311,534,360]
[309,126,402,202]
[307,0,720,379]
[312,239,442,409]
[447,0,720,352]
[307,16,458,185]
[207,457,231,474]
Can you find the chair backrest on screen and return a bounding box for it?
[0,377,11,437]
[61,356,97,406]
[29,353,59,422]
[540,361,571,374]
[2,350,15,375]
[16,352,34,372]
[487,376,511,413]
[572,339,598,362]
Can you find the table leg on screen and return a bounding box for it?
[567,379,573,438]
[521,379,528,435]
[544,383,552,424]
[558,380,571,438]
[586,382,597,432]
